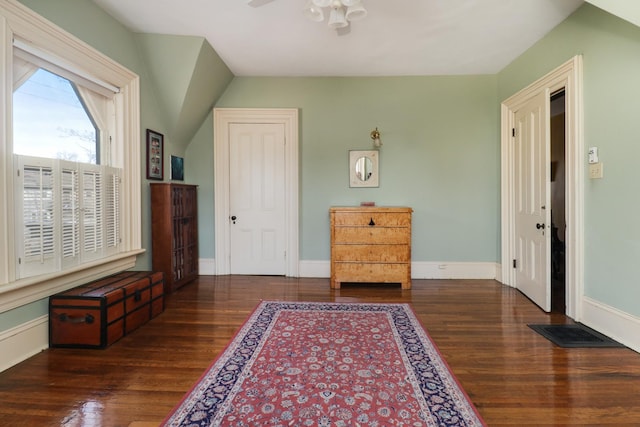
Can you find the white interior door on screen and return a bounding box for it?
[229,123,286,275]
[514,90,551,312]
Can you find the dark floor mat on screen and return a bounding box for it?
[528,323,625,348]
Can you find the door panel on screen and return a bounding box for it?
[514,91,551,312]
[229,123,286,275]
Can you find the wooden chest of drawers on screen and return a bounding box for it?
[330,206,412,289]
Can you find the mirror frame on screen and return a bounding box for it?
[349,150,379,188]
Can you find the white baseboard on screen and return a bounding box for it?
[581,296,640,353]
[495,263,503,283]
[299,260,330,278]
[412,261,499,279]
[0,315,48,373]
[298,260,499,280]
[199,258,216,275]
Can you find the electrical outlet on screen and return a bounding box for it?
[589,162,603,179]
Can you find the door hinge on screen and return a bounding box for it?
[18,257,22,265]
[513,259,517,268]
[512,128,516,137]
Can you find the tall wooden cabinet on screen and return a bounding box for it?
[330,206,412,290]
[150,183,199,293]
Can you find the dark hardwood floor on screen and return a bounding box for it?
[1,276,639,426]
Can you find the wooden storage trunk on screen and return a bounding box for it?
[49,271,164,349]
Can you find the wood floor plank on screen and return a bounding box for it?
[1,276,639,426]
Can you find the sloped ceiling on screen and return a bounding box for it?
[585,0,640,28]
[135,34,233,147]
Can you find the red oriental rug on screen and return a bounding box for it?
[161,302,485,427]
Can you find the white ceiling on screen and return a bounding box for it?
[92,0,584,77]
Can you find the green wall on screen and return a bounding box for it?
[189,76,500,262]
[16,0,173,273]
[6,0,640,334]
[186,112,216,256]
[0,0,173,332]
[3,0,232,334]
[498,3,640,317]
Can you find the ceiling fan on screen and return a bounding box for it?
[247,0,275,6]
[247,0,365,35]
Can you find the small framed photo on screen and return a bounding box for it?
[171,155,184,181]
[146,129,164,180]
[349,150,379,188]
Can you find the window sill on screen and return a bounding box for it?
[0,249,145,314]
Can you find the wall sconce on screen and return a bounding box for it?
[370,127,382,148]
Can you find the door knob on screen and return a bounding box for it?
[536,223,545,229]
[231,215,237,224]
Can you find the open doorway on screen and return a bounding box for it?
[550,90,566,313]
[501,55,583,319]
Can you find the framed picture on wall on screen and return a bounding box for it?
[146,129,164,180]
[171,155,184,181]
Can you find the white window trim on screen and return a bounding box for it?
[0,0,143,313]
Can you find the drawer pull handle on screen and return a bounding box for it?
[369,218,375,226]
[59,313,95,324]
[134,289,142,302]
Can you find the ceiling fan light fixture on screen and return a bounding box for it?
[311,0,332,7]
[328,6,348,29]
[303,0,325,22]
[302,0,367,32]
[345,1,367,21]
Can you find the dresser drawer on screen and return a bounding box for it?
[333,211,411,227]
[334,227,410,244]
[332,244,410,262]
[330,206,412,289]
[333,263,410,284]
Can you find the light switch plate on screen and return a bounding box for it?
[589,162,603,179]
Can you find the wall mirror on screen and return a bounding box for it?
[349,150,379,187]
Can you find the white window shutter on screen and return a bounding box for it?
[104,166,121,254]
[60,161,80,269]
[81,166,104,261]
[15,156,59,278]
[14,156,123,279]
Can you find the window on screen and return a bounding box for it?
[13,68,99,163]
[0,1,142,313]
[13,64,120,279]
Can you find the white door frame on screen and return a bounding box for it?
[213,108,299,277]
[501,56,584,320]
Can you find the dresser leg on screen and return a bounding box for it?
[401,281,411,290]
[331,280,341,289]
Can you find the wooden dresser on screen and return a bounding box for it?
[330,206,412,289]
[150,183,199,294]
